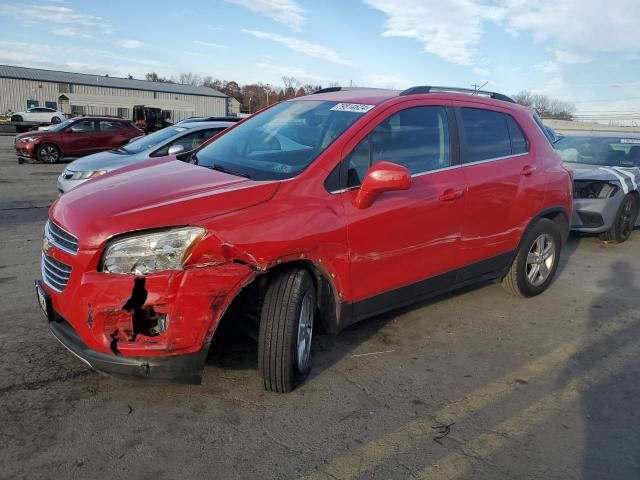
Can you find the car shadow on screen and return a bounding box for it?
[555,260,640,478]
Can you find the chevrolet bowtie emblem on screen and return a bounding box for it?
[42,236,51,254]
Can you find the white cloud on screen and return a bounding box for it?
[553,49,591,65]
[192,40,226,48]
[52,26,88,38]
[0,4,111,34]
[497,0,639,61]
[473,67,490,77]
[363,0,499,66]
[363,0,640,67]
[243,30,356,66]
[256,62,334,83]
[535,61,560,73]
[0,41,166,78]
[225,0,305,29]
[117,39,143,49]
[367,74,412,89]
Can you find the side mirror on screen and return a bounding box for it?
[354,161,411,209]
[167,144,186,155]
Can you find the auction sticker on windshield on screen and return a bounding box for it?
[330,103,375,113]
[620,139,640,144]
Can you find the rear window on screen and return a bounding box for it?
[460,108,511,162]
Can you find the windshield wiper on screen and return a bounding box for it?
[210,163,251,179]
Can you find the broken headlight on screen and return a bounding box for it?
[573,181,619,199]
[102,227,205,274]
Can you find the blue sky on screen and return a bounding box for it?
[1,0,639,118]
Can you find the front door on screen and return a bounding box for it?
[339,104,467,317]
[61,119,97,156]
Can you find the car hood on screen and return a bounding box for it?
[15,130,53,140]
[570,162,640,182]
[66,150,147,172]
[51,158,280,248]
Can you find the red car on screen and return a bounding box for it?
[36,86,572,392]
[15,117,143,163]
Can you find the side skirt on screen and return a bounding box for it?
[338,251,514,331]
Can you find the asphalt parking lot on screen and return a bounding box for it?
[1,134,639,480]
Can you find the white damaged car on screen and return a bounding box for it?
[555,133,640,243]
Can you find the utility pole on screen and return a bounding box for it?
[471,81,488,91]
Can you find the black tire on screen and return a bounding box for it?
[599,194,638,243]
[51,116,62,124]
[258,269,316,393]
[36,143,61,164]
[502,218,562,297]
[11,115,23,122]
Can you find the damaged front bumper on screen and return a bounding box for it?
[48,307,210,383]
[38,246,257,383]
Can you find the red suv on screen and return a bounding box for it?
[36,86,572,391]
[15,117,143,163]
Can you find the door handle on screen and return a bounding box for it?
[439,188,465,202]
[520,165,537,176]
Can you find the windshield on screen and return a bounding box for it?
[48,118,75,132]
[555,136,640,167]
[121,126,189,154]
[194,100,369,180]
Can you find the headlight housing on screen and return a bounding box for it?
[18,136,36,143]
[573,181,619,199]
[102,227,206,274]
[70,170,107,180]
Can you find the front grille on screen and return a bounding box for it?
[46,220,79,254]
[42,254,72,292]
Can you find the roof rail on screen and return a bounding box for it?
[312,86,392,95]
[399,86,515,103]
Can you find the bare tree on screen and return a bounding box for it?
[512,90,575,120]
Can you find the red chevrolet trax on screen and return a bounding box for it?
[36,87,572,392]
[15,117,143,163]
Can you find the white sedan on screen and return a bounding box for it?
[11,107,65,124]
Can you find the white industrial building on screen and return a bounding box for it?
[0,65,241,122]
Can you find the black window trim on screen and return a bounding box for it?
[326,105,459,194]
[455,106,530,166]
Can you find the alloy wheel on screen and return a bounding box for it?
[40,146,59,163]
[526,233,556,287]
[296,292,314,372]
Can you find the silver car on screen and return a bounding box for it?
[555,133,640,243]
[57,121,232,193]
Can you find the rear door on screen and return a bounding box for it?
[454,103,535,269]
[336,103,468,313]
[96,120,130,150]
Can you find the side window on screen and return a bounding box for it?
[98,121,122,132]
[506,115,528,155]
[345,106,450,188]
[460,108,511,163]
[71,120,94,132]
[152,129,222,157]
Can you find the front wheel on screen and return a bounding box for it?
[502,218,562,297]
[36,143,61,163]
[11,115,23,122]
[600,194,638,243]
[258,269,316,392]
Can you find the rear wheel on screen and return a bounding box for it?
[502,218,562,297]
[36,143,61,164]
[600,194,637,243]
[258,269,316,393]
[51,116,62,124]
